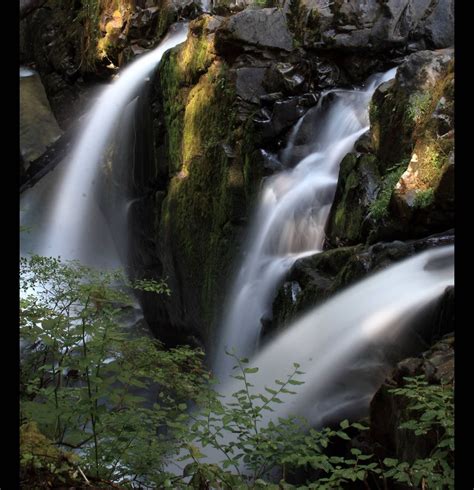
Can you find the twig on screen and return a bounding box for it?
[77,465,90,485]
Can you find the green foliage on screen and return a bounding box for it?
[20,255,208,487]
[20,421,82,487]
[382,376,454,489]
[75,0,102,72]
[181,354,379,488]
[369,165,405,220]
[20,256,454,488]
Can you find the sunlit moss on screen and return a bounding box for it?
[176,16,216,84]
[413,188,435,208]
[159,28,240,331]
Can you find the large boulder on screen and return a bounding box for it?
[20,70,62,172]
[215,8,294,52]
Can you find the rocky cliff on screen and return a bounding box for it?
[21,0,454,356]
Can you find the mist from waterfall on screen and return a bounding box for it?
[210,246,454,450]
[20,24,188,268]
[213,67,397,379]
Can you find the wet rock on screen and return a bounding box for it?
[252,107,275,141]
[263,62,307,94]
[325,152,381,247]
[216,8,294,52]
[235,66,267,103]
[325,48,454,247]
[370,332,454,462]
[272,230,454,333]
[260,149,284,174]
[253,91,318,143]
[259,92,285,107]
[312,58,342,88]
[272,98,307,133]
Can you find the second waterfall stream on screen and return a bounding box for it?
[213,67,398,380]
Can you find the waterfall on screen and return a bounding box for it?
[217,245,454,428]
[20,24,189,268]
[213,67,398,379]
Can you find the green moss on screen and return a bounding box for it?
[159,33,243,332]
[369,100,378,126]
[370,166,405,220]
[287,0,320,45]
[78,0,102,71]
[20,422,80,487]
[327,153,378,245]
[155,6,177,41]
[413,188,435,208]
[407,92,433,124]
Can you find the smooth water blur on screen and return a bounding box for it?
[214,68,397,379]
[217,245,454,427]
[20,24,189,269]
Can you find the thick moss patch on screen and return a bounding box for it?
[156,20,260,338]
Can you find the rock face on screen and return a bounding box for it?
[19,0,201,128]
[121,0,454,345]
[20,1,86,128]
[271,230,454,335]
[304,0,454,51]
[20,71,62,172]
[370,332,454,462]
[216,8,294,51]
[326,48,454,247]
[21,0,454,350]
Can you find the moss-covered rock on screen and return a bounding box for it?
[271,230,454,336]
[325,152,380,247]
[130,15,267,343]
[325,48,454,247]
[20,422,81,488]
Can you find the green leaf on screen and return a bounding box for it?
[384,458,399,467]
[244,367,259,374]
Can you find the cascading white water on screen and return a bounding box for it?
[216,245,454,430]
[21,24,188,267]
[214,68,397,379]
